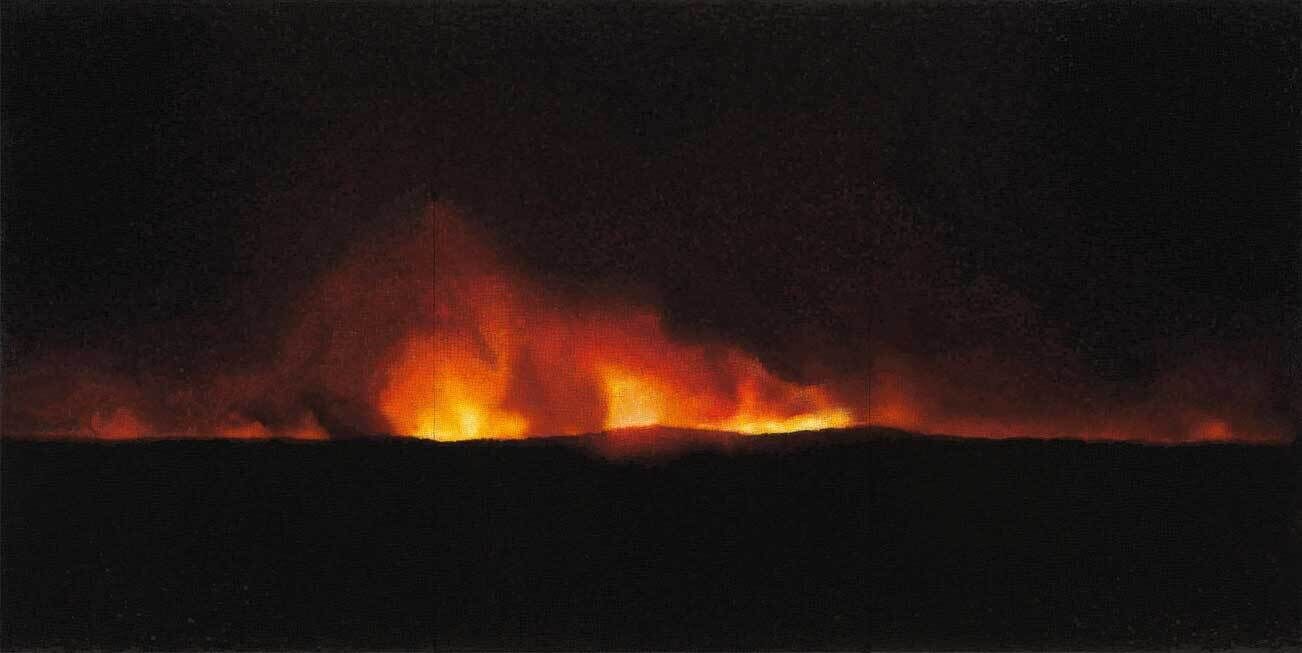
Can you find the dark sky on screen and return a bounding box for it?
[3,4,1299,410]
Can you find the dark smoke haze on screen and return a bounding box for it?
[3,4,1298,441]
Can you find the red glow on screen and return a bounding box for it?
[2,198,1288,448]
[429,202,855,442]
[430,202,1289,449]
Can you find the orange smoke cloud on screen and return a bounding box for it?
[1,194,1289,447]
[431,200,1290,447]
[430,200,854,441]
[2,193,436,440]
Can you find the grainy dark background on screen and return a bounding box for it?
[3,3,1299,396]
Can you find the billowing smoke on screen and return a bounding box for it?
[2,191,435,439]
[429,193,1290,446]
[2,189,1288,445]
[2,88,1291,447]
[424,83,1292,446]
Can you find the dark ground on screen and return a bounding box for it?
[2,431,1299,650]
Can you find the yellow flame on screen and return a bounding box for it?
[600,368,665,430]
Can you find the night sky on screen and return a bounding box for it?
[3,4,1299,427]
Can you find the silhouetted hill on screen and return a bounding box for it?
[3,430,1298,649]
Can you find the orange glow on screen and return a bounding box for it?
[211,414,328,441]
[426,200,1290,449]
[5,197,1286,447]
[430,202,860,442]
[1192,417,1233,442]
[381,335,439,438]
[600,368,666,429]
[89,408,152,440]
[865,369,924,431]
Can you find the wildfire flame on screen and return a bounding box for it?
[0,196,1288,447]
[427,201,858,441]
[429,201,1289,446]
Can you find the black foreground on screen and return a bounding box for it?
[3,432,1298,650]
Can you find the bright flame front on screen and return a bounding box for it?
[423,202,856,441]
[400,200,1289,447]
